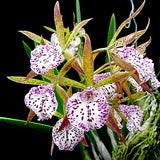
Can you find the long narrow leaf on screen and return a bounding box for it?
[22,41,31,58]
[76,0,82,23]
[0,117,52,132]
[107,13,116,46]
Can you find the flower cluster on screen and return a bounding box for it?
[8,0,159,155]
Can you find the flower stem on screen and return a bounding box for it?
[0,117,52,132]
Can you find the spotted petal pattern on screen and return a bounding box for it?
[94,73,117,100]
[66,86,110,132]
[113,47,160,90]
[117,104,143,135]
[52,118,84,151]
[30,43,63,74]
[24,85,58,121]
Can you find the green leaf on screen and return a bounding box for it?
[0,117,52,133]
[7,76,50,85]
[107,13,116,46]
[83,34,94,86]
[64,18,92,50]
[54,1,65,49]
[22,41,31,58]
[94,71,135,89]
[76,0,82,24]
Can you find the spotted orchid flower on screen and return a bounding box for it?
[93,73,117,100]
[115,105,143,135]
[52,118,84,151]
[24,85,58,121]
[113,47,160,90]
[30,42,63,74]
[66,86,110,132]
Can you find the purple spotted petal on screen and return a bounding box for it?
[66,86,110,132]
[94,73,117,100]
[117,105,143,135]
[24,85,58,121]
[142,58,160,90]
[30,43,63,74]
[113,47,160,90]
[52,118,84,151]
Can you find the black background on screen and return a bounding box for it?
[1,0,156,159]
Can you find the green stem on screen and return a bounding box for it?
[0,117,52,132]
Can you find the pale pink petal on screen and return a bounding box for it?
[52,119,84,151]
[24,85,58,121]
[117,105,143,135]
[30,43,63,74]
[94,73,117,100]
[66,86,110,132]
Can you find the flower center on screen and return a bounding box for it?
[83,91,94,103]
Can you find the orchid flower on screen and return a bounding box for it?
[24,85,58,122]
[52,118,84,151]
